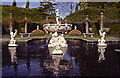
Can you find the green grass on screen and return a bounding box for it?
[2,34,21,38]
[65,35,83,37]
[21,37,30,40]
[84,37,94,40]
[105,36,118,38]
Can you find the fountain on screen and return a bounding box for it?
[8,30,18,47]
[97,29,107,63]
[97,30,107,47]
[43,9,72,54]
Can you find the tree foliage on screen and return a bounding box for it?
[12,0,16,6]
[26,0,29,8]
[38,2,56,17]
[92,24,98,36]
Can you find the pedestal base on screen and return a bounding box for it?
[97,43,107,47]
[8,44,18,47]
[52,50,63,55]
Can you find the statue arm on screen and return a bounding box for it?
[13,30,17,37]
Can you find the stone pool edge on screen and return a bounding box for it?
[1,37,120,43]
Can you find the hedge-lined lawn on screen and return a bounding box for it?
[2,34,21,38]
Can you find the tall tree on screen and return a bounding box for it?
[39,2,56,16]
[12,0,16,6]
[26,0,29,8]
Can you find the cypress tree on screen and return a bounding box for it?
[12,0,16,6]
[26,0,29,8]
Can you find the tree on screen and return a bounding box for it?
[92,24,98,36]
[39,2,56,16]
[78,2,88,10]
[12,0,16,6]
[75,3,79,12]
[26,0,29,8]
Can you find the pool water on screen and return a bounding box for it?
[2,39,120,77]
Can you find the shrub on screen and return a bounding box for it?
[69,30,81,36]
[31,29,44,36]
[92,24,98,36]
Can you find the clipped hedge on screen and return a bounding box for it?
[69,30,81,36]
[31,29,44,36]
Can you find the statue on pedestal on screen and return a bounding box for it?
[8,30,18,46]
[97,30,107,47]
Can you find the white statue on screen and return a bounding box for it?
[98,30,107,46]
[37,25,39,30]
[74,26,77,30]
[8,30,18,46]
[56,9,60,24]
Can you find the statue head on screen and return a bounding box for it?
[56,9,59,12]
[10,32,13,35]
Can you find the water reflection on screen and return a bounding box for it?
[44,47,70,77]
[97,46,107,63]
[2,40,120,77]
[8,47,18,74]
[8,47,18,64]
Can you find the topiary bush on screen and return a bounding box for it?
[31,29,44,36]
[69,30,81,36]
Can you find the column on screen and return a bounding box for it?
[86,15,89,33]
[101,12,103,32]
[9,13,13,33]
[25,16,27,33]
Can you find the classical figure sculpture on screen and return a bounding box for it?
[8,30,18,46]
[98,30,107,46]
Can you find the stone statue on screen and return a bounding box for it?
[8,30,18,46]
[74,26,77,30]
[37,25,39,30]
[98,30,107,46]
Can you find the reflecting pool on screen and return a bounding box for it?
[2,39,120,77]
